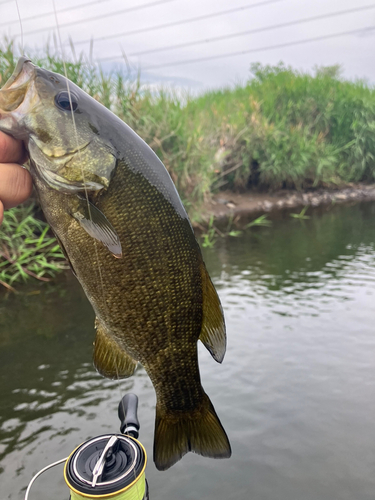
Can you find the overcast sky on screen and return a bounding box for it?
[1,0,374,91]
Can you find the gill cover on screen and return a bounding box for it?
[0,58,117,192]
[0,58,123,255]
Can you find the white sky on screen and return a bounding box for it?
[1,0,374,91]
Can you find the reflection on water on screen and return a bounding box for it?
[1,202,375,500]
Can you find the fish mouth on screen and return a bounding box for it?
[1,57,34,90]
[0,57,36,112]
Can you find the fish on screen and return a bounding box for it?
[0,57,231,470]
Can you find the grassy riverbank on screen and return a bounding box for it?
[2,43,375,202]
[1,41,375,286]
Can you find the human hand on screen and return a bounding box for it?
[0,131,32,225]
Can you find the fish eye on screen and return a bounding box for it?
[55,91,78,112]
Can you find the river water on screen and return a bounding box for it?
[1,202,375,500]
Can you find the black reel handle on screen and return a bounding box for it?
[118,393,140,438]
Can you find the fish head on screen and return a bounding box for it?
[0,57,116,193]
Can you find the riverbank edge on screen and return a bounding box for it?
[194,183,375,226]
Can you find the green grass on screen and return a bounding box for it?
[199,214,272,248]
[290,206,311,220]
[1,40,375,286]
[185,63,375,192]
[0,204,67,290]
[2,41,374,200]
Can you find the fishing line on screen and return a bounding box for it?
[113,350,139,500]
[50,7,118,482]
[10,4,140,498]
[24,457,68,500]
[2,0,112,28]
[114,359,134,500]
[51,0,108,312]
[132,449,141,500]
[52,4,128,475]
[115,359,128,441]
[4,17,71,500]
[14,0,24,55]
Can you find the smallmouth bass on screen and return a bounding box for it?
[0,57,231,470]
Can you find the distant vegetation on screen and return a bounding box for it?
[1,40,375,286]
[2,41,374,203]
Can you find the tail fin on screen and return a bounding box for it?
[154,393,231,471]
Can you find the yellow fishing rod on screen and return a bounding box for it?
[24,394,149,500]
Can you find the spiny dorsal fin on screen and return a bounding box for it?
[93,319,137,379]
[71,198,122,258]
[199,263,226,363]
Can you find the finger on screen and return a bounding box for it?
[0,200,3,225]
[0,163,33,209]
[0,131,28,164]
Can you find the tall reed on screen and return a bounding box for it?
[1,40,375,285]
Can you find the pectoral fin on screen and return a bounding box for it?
[71,199,122,258]
[93,320,137,379]
[199,264,226,363]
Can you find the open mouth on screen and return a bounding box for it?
[1,57,34,90]
[0,57,35,112]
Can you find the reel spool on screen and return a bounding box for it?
[64,433,148,500]
[24,394,148,500]
[65,394,147,500]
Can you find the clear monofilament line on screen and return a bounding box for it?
[14,0,24,55]
[51,0,107,311]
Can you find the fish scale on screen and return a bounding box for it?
[0,57,231,471]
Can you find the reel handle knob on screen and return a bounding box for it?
[118,393,140,438]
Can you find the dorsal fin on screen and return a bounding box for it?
[93,319,137,379]
[199,263,226,363]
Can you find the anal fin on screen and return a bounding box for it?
[93,319,137,379]
[199,263,227,363]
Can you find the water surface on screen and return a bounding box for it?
[1,202,375,500]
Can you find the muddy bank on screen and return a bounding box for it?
[197,184,375,224]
